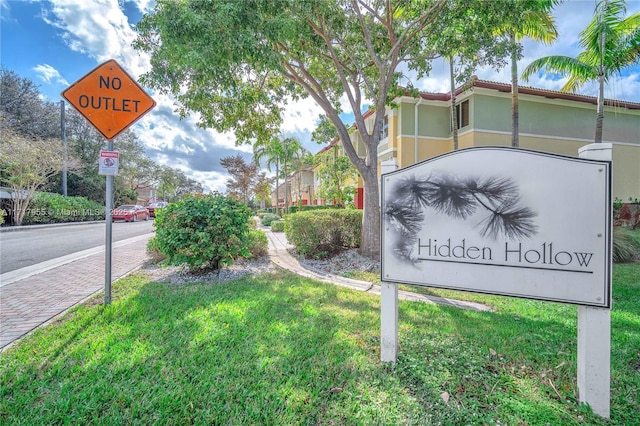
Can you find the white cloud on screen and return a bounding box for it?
[44,0,149,77]
[42,0,249,193]
[33,64,69,86]
[37,0,640,194]
[410,0,640,106]
[128,0,154,14]
[281,96,324,134]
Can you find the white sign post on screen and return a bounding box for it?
[380,159,399,363]
[577,143,612,418]
[380,146,612,417]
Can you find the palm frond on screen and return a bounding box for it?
[521,55,589,81]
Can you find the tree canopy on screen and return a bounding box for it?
[135,0,537,258]
[220,154,264,205]
[522,0,640,143]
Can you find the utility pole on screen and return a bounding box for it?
[60,100,68,196]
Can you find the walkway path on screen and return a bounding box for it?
[264,229,491,312]
[1,227,489,351]
[0,234,152,350]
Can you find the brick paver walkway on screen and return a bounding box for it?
[0,234,152,350]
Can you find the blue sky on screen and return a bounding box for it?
[2,0,639,193]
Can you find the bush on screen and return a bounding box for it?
[613,227,640,263]
[284,209,362,258]
[22,193,104,224]
[261,213,280,227]
[153,194,253,271]
[287,204,342,214]
[245,230,269,259]
[270,220,285,232]
[146,236,167,264]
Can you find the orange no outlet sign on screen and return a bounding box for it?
[62,59,156,140]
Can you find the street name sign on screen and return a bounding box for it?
[62,59,156,140]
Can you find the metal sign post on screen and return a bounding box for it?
[61,59,156,305]
[105,140,114,304]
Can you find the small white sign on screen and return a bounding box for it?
[381,147,611,308]
[99,150,119,176]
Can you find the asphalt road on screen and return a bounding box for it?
[0,220,155,274]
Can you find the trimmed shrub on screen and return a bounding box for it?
[153,194,253,271]
[146,236,167,263]
[613,227,640,263]
[245,230,269,259]
[22,193,104,224]
[284,209,362,258]
[261,213,280,227]
[270,220,285,232]
[287,204,342,214]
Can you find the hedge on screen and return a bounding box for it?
[284,209,362,258]
[21,193,104,224]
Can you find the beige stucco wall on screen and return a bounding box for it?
[612,144,640,201]
[367,90,640,202]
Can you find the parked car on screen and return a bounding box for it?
[147,201,169,218]
[112,205,149,222]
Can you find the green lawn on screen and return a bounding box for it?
[1,263,638,425]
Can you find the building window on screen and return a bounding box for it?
[453,100,470,129]
[381,115,389,139]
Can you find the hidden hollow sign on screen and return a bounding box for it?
[381,147,612,308]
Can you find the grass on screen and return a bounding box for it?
[1,263,639,425]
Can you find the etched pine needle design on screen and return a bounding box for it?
[384,173,538,263]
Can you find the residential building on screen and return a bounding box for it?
[362,77,639,202]
[272,78,639,210]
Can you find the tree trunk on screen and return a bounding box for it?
[449,57,458,150]
[283,157,289,214]
[511,34,520,148]
[275,160,280,216]
[11,193,32,226]
[595,73,604,143]
[360,166,380,260]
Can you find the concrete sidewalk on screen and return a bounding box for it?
[0,234,153,351]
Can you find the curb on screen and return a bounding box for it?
[0,221,104,233]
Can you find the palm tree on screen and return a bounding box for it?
[253,136,305,214]
[499,0,558,147]
[279,137,304,214]
[522,0,640,143]
[253,137,283,214]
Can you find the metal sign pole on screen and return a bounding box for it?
[61,59,155,306]
[60,100,68,197]
[105,140,114,304]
